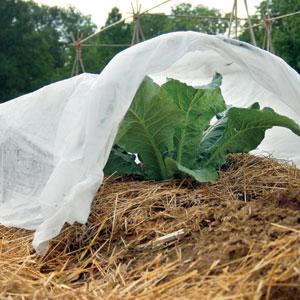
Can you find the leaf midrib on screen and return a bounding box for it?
[176,91,199,164]
[128,108,167,179]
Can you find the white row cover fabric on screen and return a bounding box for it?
[0,32,299,254]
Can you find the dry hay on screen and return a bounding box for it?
[1,154,300,300]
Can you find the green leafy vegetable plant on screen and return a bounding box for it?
[104,74,300,182]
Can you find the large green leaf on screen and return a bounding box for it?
[104,145,142,176]
[162,74,226,168]
[116,76,182,180]
[165,157,218,182]
[198,103,300,168]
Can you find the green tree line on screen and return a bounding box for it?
[0,0,299,103]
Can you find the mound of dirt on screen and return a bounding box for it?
[1,154,300,299]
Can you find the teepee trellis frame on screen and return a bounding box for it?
[263,17,274,53]
[263,0,274,53]
[71,32,85,77]
[131,1,145,45]
[228,0,257,46]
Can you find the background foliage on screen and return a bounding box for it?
[0,0,299,102]
[0,0,95,101]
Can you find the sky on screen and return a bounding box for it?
[34,0,263,28]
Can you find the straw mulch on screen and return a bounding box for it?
[1,154,300,300]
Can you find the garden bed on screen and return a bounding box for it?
[1,154,300,299]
